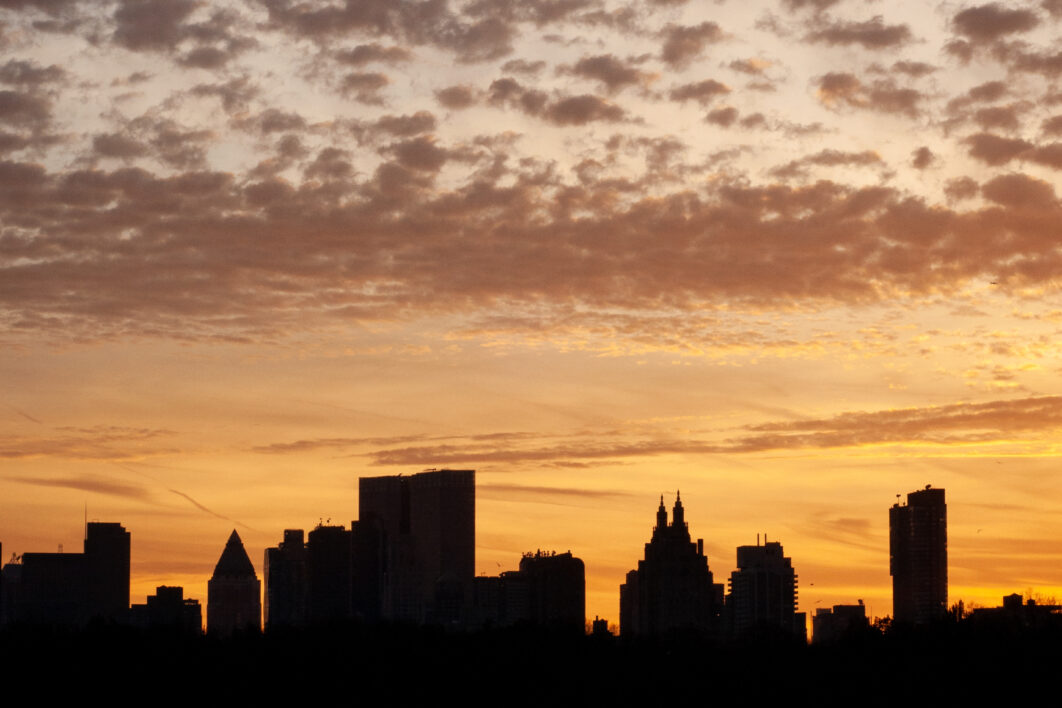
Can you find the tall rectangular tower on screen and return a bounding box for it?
[890,486,947,624]
[84,521,131,623]
[726,540,800,638]
[358,468,475,625]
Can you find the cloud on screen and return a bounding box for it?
[561,54,653,93]
[770,149,884,179]
[363,396,1062,464]
[806,16,913,50]
[340,72,390,104]
[334,43,412,66]
[0,90,50,126]
[911,146,934,169]
[374,111,437,137]
[815,73,922,117]
[668,79,730,105]
[10,475,152,501]
[953,4,1039,43]
[479,483,634,501]
[0,59,64,87]
[660,22,723,68]
[545,94,625,125]
[972,104,1027,131]
[435,85,478,109]
[705,106,738,127]
[501,58,546,76]
[945,176,979,201]
[981,173,1056,208]
[0,426,177,461]
[488,77,625,124]
[92,132,148,160]
[735,395,1062,451]
[189,76,258,113]
[111,0,197,52]
[891,61,935,77]
[728,58,771,75]
[964,132,1033,165]
[782,0,841,11]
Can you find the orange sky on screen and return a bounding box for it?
[4,0,1062,626]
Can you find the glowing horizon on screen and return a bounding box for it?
[5,0,1062,627]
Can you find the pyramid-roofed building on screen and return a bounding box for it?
[208,530,261,635]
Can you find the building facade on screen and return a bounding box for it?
[619,494,723,637]
[358,469,475,626]
[890,486,947,624]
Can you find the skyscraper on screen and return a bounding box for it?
[619,493,723,637]
[890,485,947,624]
[358,468,475,625]
[264,529,308,629]
[207,529,261,635]
[83,521,131,623]
[726,539,802,638]
[306,524,352,623]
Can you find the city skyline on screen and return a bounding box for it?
[2,480,1044,631]
[5,0,1062,627]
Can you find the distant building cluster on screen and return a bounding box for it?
[261,469,584,633]
[4,480,1036,644]
[1,522,131,626]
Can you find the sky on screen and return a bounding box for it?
[4,0,1062,627]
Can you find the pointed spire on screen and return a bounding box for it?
[672,491,685,527]
[212,529,257,579]
[656,495,668,530]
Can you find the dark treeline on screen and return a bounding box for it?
[3,616,1059,703]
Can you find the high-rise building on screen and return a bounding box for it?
[83,521,131,623]
[264,529,308,630]
[726,539,801,639]
[207,529,261,635]
[619,494,723,637]
[306,524,352,623]
[890,486,947,624]
[358,468,475,625]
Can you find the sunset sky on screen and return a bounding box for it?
[4,0,1062,626]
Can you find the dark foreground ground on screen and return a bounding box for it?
[2,620,1057,704]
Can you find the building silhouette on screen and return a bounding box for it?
[619,494,723,637]
[472,550,585,632]
[358,469,475,626]
[306,524,353,623]
[812,602,868,644]
[83,521,131,623]
[264,529,308,629]
[129,585,202,634]
[0,522,129,626]
[207,529,261,635]
[518,550,585,632]
[726,539,803,639]
[890,486,947,624]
